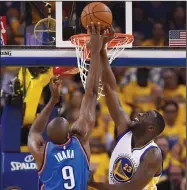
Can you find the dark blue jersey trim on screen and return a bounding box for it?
[116,129,130,143]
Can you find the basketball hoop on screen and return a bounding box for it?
[71,33,134,99]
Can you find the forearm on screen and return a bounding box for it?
[30,99,56,134]
[79,51,101,123]
[85,51,101,94]
[100,49,129,132]
[100,50,124,120]
[101,49,116,89]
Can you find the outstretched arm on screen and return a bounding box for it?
[71,23,103,143]
[100,31,130,138]
[89,148,162,190]
[28,77,61,168]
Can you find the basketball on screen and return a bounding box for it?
[81,2,113,30]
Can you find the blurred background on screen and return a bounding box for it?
[0,1,186,190]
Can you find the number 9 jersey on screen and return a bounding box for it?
[38,136,89,190]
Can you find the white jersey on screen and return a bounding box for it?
[109,130,161,190]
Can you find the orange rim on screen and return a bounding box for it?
[71,33,134,47]
[71,34,90,47]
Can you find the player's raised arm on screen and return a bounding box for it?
[89,148,162,190]
[71,23,103,143]
[100,27,130,138]
[28,77,61,168]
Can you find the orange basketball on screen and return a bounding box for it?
[81,2,113,30]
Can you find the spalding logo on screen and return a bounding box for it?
[24,155,34,162]
[10,154,36,171]
[1,51,12,56]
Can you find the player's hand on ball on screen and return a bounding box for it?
[102,25,115,50]
[87,22,104,53]
[49,76,62,103]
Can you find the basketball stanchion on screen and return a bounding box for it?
[71,33,134,99]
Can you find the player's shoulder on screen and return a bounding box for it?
[71,135,80,143]
[70,135,85,149]
[141,145,162,164]
[116,129,132,143]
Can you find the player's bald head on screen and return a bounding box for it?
[47,117,70,144]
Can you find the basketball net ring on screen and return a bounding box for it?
[71,33,134,99]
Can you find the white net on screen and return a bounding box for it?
[71,33,134,99]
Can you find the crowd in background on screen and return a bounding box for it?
[1,67,186,190]
[0,1,186,190]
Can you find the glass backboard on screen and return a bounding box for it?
[1,1,186,48]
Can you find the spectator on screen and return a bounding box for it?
[151,85,164,110]
[149,68,163,86]
[171,142,184,167]
[162,69,186,125]
[155,136,171,177]
[179,136,186,167]
[123,68,159,111]
[133,7,152,38]
[90,103,106,144]
[162,69,186,104]
[1,2,24,45]
[171,128,186,168]
[141,22,166,46]
[180,177,186,190]
[146,2,167,24]
[169,6,186,30]
[7,7,20,35]
[133,32,144,46]
[90,139,109,184]
[161,100,185,147]
[177,68,186,85]
[157,165,184,190]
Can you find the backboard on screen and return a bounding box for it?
[0,1,186,67]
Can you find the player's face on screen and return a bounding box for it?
[130,111,155,130]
